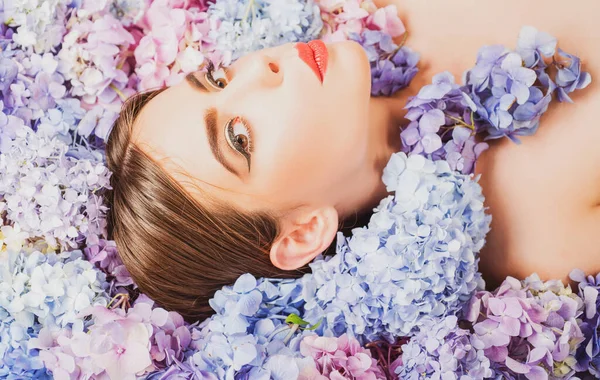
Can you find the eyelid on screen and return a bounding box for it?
[225,116,254,155]
[205,62,231,90]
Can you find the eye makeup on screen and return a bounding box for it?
[225,116,253,172]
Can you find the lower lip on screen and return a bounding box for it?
[296,40,328,83]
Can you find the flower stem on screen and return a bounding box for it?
[110,84,127,102]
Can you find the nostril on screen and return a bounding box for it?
[268,62,279,73]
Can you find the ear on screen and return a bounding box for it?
[269,206,339,270]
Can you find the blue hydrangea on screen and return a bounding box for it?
[183,274,312,378]
[0,309,51,379]
[0,249,110,330]
[208,0,323,64]
[302,152,490,342]
[398,315,493,379]
[465,46,554,143]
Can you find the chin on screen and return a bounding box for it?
[327,40,371,96]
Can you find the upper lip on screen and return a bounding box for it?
[295,40,328,83]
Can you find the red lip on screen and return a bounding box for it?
[295,40,328,83]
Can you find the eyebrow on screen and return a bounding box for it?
[185,73,240,178]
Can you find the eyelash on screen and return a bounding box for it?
[205,61,229,89]
[204,61,254,168]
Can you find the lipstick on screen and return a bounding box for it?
[295,40,329,83]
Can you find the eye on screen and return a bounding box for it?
[225,117,253,167]
[205,61,229,90]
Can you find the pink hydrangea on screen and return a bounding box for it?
[318,0,405,43]
[298,334,385,379]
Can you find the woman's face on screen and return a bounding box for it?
[133,40,373,214]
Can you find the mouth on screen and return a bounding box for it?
[295,40,328,84]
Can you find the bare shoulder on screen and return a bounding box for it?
[374,0,600,286]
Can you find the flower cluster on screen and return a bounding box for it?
[398,316,493,379]
[349,30,420,97]
[0,248,108,378]
[570,270,600,376]
[207,0,323,65]
[0,0,597,378]
[302,152,490,342]
[1,0,72,53]
[401,72,489,174]
[30,293,193,379]
[0,118,111,251]
[318,0,405,42]
[133,0,212,90]
[298,334,385,379]
[402,26,592,175]
[464,275,587,378]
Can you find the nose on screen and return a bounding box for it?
[234,49,284,89]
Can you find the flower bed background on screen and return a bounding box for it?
[0,0,596,379]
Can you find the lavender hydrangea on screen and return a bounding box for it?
[464,275,586,379]
[207,0,324,65]
[465,46,554,143]
[302,152,490,342]
[398,315,493,379]
[350,30,420,97]
[401,71,489,174]
[0,119,112,250]
[570,270,600,376]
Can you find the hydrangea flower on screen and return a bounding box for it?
[302,152,490,341]
[464,275,586,378]
[0,249,109,329]
[1,0,71,53]
[133,0,212,90]
[0,121,112,250]
[319,1,404,43]
[58,11,135,108]
[401,71,488,174]
[398,316,493,379]
[570,270,600,376]
[465,47,554,142]
[297,333,385,379]
[207,0,323,65]
[84,238,135,296]
[349,29,420,97]
[553,48,593,103]
[30,293,193,379]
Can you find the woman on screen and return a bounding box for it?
[106,0,599,323]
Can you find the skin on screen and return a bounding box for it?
[375,0,600,287]
[132,40,402,271]
[135,0,600,287]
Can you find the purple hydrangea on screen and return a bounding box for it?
[398,316,493,379]
[553,48,593,103]
[570,270,600,376]
[401,71,489,174]
[350,30,420,97]
[465,46,554,143]
[464,275,586,379]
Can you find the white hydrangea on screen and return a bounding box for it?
[0,249,109,329]
[2,0,72,53]
[0,120,111,251]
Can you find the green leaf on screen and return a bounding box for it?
[285,313,310,326]
[303,318,323,331]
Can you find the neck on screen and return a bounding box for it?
[368,96,403,172]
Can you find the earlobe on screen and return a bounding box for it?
[269,206,339,270]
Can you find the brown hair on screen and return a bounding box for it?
[105,89,367,323]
